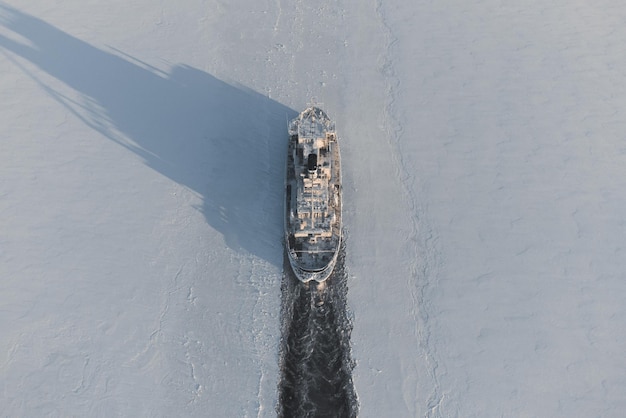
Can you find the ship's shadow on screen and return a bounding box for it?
[0,4,296,265]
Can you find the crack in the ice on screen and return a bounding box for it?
[375,1,444,416]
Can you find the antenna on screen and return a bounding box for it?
[308,97,324,109]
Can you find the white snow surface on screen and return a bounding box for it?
[2,1,626,417]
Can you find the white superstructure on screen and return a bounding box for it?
[285,107,342,283]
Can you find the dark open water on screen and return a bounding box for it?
[278,244,359,417]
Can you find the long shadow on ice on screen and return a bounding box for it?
[0,4,296,265]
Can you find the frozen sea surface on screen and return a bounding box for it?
[2,0,626,417]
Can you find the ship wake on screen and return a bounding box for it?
[278,243,358,417]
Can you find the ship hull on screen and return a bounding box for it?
[285,107,342,283]
[286,249,339,283]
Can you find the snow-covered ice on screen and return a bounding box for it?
[2,0,626,417]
